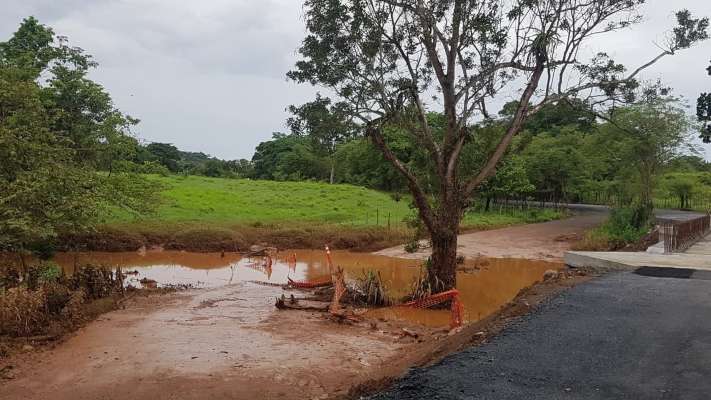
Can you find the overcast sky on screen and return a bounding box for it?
[2,0,711,160]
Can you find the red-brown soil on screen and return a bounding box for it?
[375,211,606,262]
[0,214,605,399]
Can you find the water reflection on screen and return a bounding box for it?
[50,250,562,328]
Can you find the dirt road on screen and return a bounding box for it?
[374,209,607,262]
[0,210,607,399]
[1,283,438,400]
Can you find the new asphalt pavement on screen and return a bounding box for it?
[373,271,711,400]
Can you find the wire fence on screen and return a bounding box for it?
[492,191,711,212]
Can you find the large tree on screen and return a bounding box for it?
[287,93,361,184]
[0,17,164,263]
[288,1,708,290]
[599,99,701,214]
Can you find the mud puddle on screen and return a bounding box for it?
[52,250,561,328]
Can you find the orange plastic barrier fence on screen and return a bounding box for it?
[287,274,333,288]
[247,280,285,287]
[249,273,334,288]
[362,289,466,330]
[330,268,346,315]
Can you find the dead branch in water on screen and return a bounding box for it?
[274,294,329,311]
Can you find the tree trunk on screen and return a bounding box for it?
[642,185,654,215]
[485,197,491,212]
[427,203,461,291]
[329,164,335,185]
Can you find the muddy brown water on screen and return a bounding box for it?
[51,250,561,328]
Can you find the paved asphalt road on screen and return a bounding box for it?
[496,200,705,223]
[373,272,711,400]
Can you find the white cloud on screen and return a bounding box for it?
[2,0,710,160]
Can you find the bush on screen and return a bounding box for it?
[0,257,20,289]
[573,204,649,251]
[26,261,62,290]
[0,261,119,339]
[67,262,120,300]
[403,208,428,253]
[603,204,649,243]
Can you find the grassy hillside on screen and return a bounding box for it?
[74,175,564,253]
[112,175,413,226]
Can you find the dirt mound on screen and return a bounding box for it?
[620,229,660,252]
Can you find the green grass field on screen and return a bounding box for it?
[112,175,413,226]
[72,176,565,253]
[110,175,563,229]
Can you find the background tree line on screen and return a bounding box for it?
[148,97,709,212]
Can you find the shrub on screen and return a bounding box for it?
[0,257,20,289]
[67,262,120,300]
[572,204,649,251]
[26,261,62,290]
[602,204,649,243]
[0,283,86,338]
[0,261,119,339]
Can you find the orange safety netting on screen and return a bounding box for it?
[250,274,334,288]
[362,289,466,330]
[287,274,333,288]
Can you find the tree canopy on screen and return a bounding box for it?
[0,17,164,256]
[288,0,709,290]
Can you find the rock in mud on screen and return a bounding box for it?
[543,270,559,280]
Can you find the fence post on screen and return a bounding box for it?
[376,208,379,226]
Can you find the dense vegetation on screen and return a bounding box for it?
[132,100,711,213]
[2,13,710,271]
[0,17,163,269]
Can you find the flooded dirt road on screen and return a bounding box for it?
[2,243,566,399]
[52,250,561,326]
[2,281,415,399]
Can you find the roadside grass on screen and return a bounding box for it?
[461,207,564,230]
[70,176,567,252]
[571,205,648,251]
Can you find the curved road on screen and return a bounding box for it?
[374,204,701,262]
